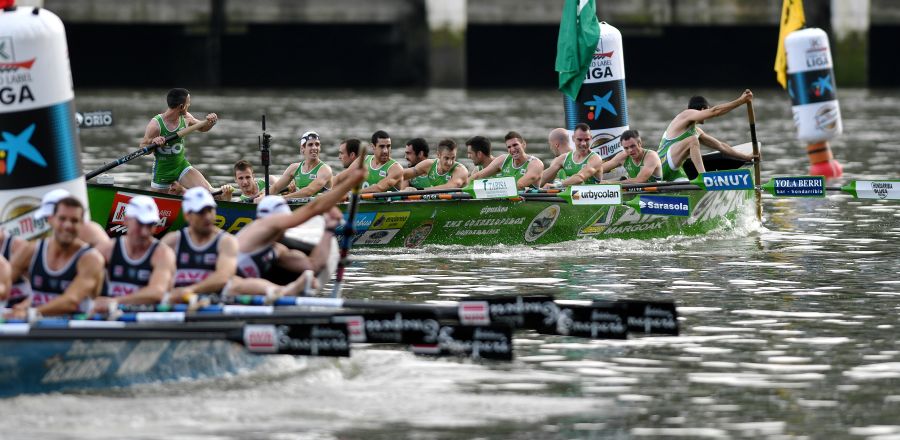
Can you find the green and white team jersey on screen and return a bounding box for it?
[421,160,461,188]
[293,160,328,193]
[151,114,193,187]
[624,151,661,182]
[559,151,600,184]
[657,123,697,181]
[498,154,538,187]
[408,164,432,190]
[364,156,399,191]
[239,178,266,202]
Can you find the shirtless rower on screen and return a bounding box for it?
[658,90,756,181]
[6,197,105,318]
[599,129,662,183]
[89,196,176,313]
[402,138,431,190]
[267,131,333,201]
[403,138,468,190]
[466,135,495,176]
[161,187,239,300]
[471,131,544,190]
[224,165,367,299]
[540,124,603,187]
[140,88,219,193]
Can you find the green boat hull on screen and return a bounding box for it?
[83,183,753,248]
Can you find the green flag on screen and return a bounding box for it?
[555,0,600,100]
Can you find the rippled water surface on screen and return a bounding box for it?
[3,88,900,439]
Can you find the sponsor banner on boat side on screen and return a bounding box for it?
[470,177,517,199]
[637,195,690,217]
[555,303,628,339]
[443,215,528,238]
[700,169,754,191]
[687,189,748,225]
[369,211,409,230]
[569,184,622,205]
[577,206,616,236]
[337,212,376,234]
[354,228,399,245]
[770,176,825,197]
[411,324,513,361]
[333,311,442,344]
[106,192,182,237]
[853,181,900,200]
[210,205,255,234]
[466,295,559,333]
[269,323,351,357]
[616,300,679,335]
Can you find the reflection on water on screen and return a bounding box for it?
[4,88,900,439]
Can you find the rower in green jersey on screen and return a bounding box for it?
[466,135,495,177]
[140,88,229,197]
[401,138,432,190]
[470,131,544,190]
[541,123,604,188]
[269,131,333,200]
[232,160,290,203]
[360,130,403,193]
[599,129,662,183]
[405,138,469,190]
[658,89,756,181]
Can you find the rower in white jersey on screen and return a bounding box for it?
[540,124,604,187]
[267,131,334,201]
[89,196,176,314]
[225,164,366,300]
[4,197,105,319]
[470,131,544,190]
[658,90,756,181]
[161,187,238,302]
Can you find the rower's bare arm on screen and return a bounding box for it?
[274,166,366,231]
[140,120,162,147]
[540,156,565,187]
[361,163,403,194]
[601,152,626,173]
[518,159,544,190]
[37,250,104,316]
[80,221,110,248]
[8,240,35,285]
[0,257,10,301]
[691,89,753,123]
[627,151,662,183]
[294,165,333,198]
[471,155,504,180]
[269,163,298,195]
[186,111,217,132]
[332,157,362,186]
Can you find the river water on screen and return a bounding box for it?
[2,88,900,439]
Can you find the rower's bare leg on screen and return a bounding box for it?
[305,237,336,274]
[225,275,318,298]
[277,249,317,274]
[687,140,706,174]
[179,168,213,191]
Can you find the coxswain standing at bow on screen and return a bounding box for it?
[161,187,238,301]
[540,123,603,187]
[89,196,176,314]
[266,131,333,201]
[403,138,468,190]
[471,131,544,190]
[658,89,756,181]
[599,129,662,183]
[5,197,105,318]
[140,88,225,195]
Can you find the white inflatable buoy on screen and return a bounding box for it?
[563,21,630,161]
[0,5,89,228]
[785,27,843,143]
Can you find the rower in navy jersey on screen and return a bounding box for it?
[0,229,30,306]
[32,188,110,248]
[89,196,176,314]
[5,197,105,319]
[223,164,366,300]
[0,256,10,308]
[161,187,238,300]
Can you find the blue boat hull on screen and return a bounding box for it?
[0,339,263,397]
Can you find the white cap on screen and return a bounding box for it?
[182,187,217,214]
[125,195,160,225]
[257,195,291,219]
[34,188,72,220]
[299,131,319,147]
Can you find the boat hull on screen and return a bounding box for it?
[0,339,262,397]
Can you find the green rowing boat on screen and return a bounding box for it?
[1,147,754,247]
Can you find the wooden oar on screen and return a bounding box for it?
[331,146,368,298]
[747,101,763,221]
[85,120,211,180]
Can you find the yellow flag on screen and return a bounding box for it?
[774,0,805,88]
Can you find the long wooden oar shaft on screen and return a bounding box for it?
[86,120,211,180]
[747,101,763,221]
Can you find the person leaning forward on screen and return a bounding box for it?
[471,131,544,190]
[599,129,662,183]
[540,123,603,188]
[89,196,176,314]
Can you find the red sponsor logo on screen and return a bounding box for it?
[458,301,490,326]
[244,325,277,353]
[175,269,210,285]
[109,283,138,297]
[0,58,36,72]
[106,192,182,237]
[593,51,614,59]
